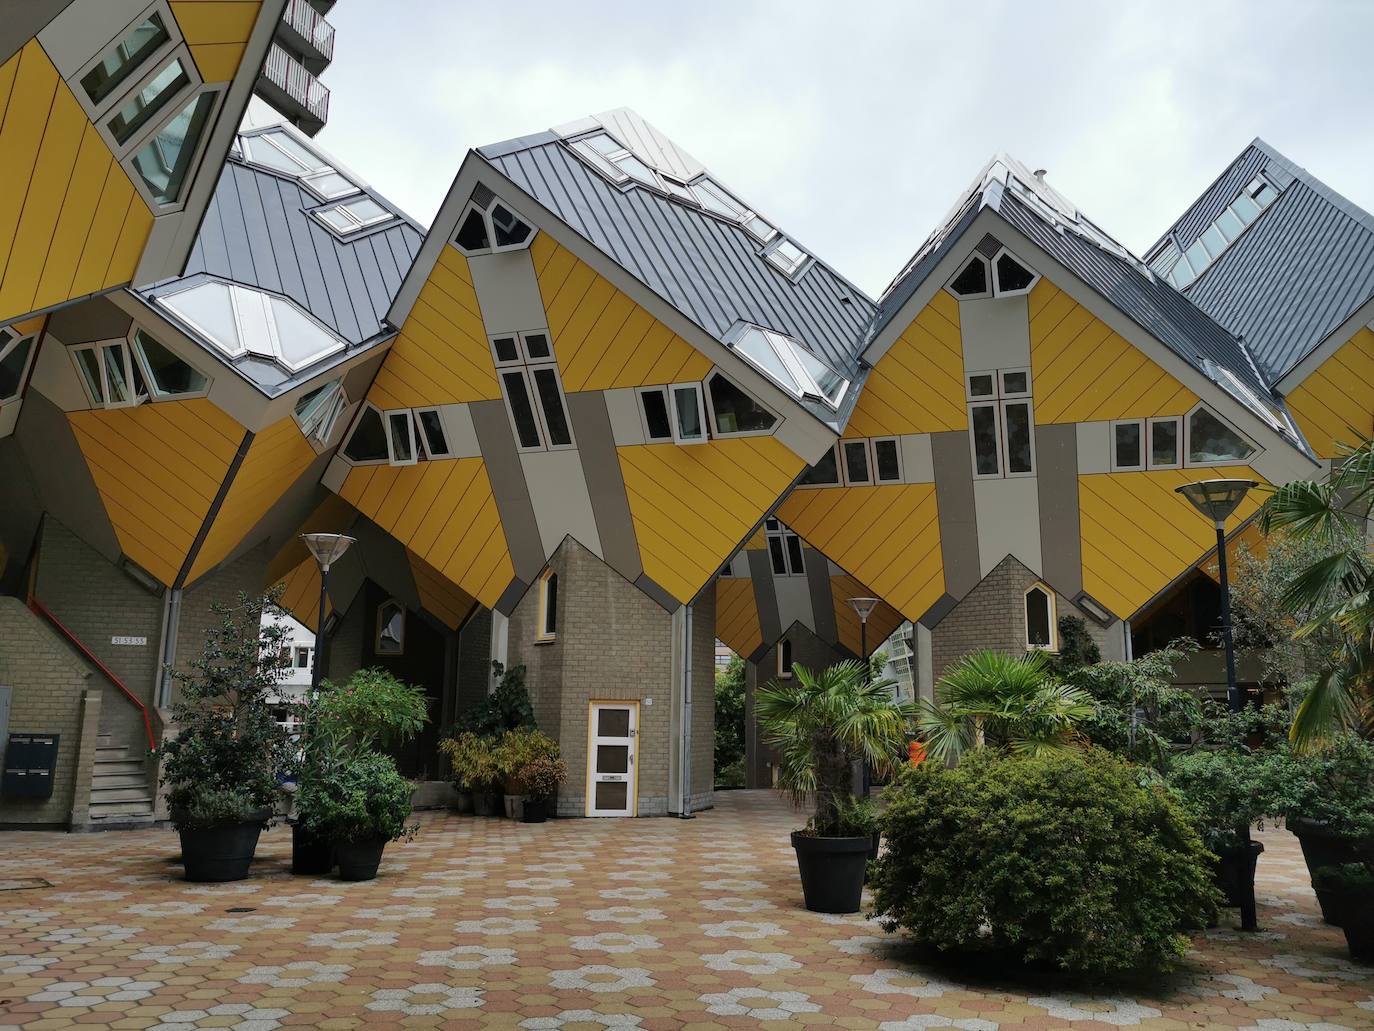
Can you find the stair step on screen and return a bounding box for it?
[89,801,154,819]
[93,759,144,776]
[96,745,134,759]
[90,786,153,804]
[91,773,146,790]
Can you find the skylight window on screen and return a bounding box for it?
[732,326,848,409]
[0,329,36,405]
[1159,174,1280,289]
[316,195,393,237]
[240,127,361,200]
[453,196,536,256]
[764,238,809,278]
[158,281,346,373]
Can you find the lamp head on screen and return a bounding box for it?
[847,596,880,622]
[1175,479,1257,526]
[301,532,356,572]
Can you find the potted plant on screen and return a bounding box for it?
[1312,862,1374,960]
[498,726,560,820]
[439,731,503,815]
[296,748,415,880]
[519,755,567,823]
[161,592,291,882]
[755,660,914,913]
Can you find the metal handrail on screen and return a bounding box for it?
[262,42,330,125]
[283,0,335,62]
[27,597,157,754]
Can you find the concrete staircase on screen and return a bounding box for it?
[89,735,156,824]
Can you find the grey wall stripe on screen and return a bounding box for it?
[803,547,837,647]
[1035,423,1083,597]
[174,429,254,589]
[352,517,421,612]
[45,295,132,345]
[929,430,981,598]
[565,391,642,582]
[469,399,546,585]
[918,592,960,630]
[494,576,530,616]
[633,573,679,614]
[747,549,782,645]
[1,0,74,65]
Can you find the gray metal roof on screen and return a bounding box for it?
[1148,139,1374,381]
[479,136,877,389]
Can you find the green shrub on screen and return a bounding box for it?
[519,755,567,800]
[456,662,534,736]
[439,731,502,791]
[1276,735,1374,840]
[315,668,428,748]
[297,750,414,842]
[871,747,1219,979]
[1165,749,1283,852]
[497,727,560,792]
[715,656,746,786]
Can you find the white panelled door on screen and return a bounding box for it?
[586,702,637,817]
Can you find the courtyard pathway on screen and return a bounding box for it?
[0,791,1371,1029]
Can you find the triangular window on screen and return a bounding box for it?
[453,196,535,255]
[947,254,990,298]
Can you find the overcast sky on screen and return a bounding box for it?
[267,0,1374,298]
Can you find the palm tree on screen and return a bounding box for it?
[917,649,1095,763]
[1260,437,1374,749]
[754,660,915,835]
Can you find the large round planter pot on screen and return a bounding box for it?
[1215,839,1264,908]
[335,836,388,881]
[864,832,881,884]
[176,809,270,883]
[1319,885,1374,961]
[473,790,500,817]
[504,794,526,820]
[791,831,870,914]
[290,821,334,876]
[454,788,474,815]
[522,797,549,824]
[1290,817,1373,924]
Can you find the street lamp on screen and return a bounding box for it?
[301,533,355,692]
[1176,478,1257,930]
[847,596,880,797]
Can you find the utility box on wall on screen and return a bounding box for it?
[2,733,60,800]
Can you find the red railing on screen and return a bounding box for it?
[27,597,157,754]
[283,0,335,63]
[262,42,330,126]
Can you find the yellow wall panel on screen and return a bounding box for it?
[265,493,356,586]
[714,577,762,659]
[618,436,804,605]
[1029,278,1197,424]
[1287,327,1374,458]
[186,415,316,583]
[845,292,966,437]
[338,458,513,610]
[171,0,261,80]
[189,43,246,83]
[530,234,715,392]
[409,550,478,631]
[68,399,245,585]
[274,556,329,633]
[778,484,944,622]
[1078,465,1265,618]
[831,573,904,659]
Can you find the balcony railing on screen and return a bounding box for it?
[282,0,335,65]
[260,41,330,133]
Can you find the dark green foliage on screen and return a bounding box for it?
[314,668,428,749]
[1050,616,1100,676]
[1275,734,1374,840]
[457,661,534,736]
[1313,861,1374,892]
[714,655,746,787]
[870,748,1220,979]
[161,592,291,831]
[296,749,414,842]
[1165,749,1284,852]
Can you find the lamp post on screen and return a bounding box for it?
[847,597,880,797]
[300,533,355,692]
[1176,478,1257,930]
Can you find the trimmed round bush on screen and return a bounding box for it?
[870,747,1220,979]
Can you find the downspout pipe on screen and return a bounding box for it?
[678,602,694,819]
[156,588,182,708]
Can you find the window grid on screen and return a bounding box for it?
[489,331,575,453]
[765,518,805,577]
[967,369,1036,479]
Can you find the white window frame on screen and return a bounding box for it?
[944,253,993,300]
[777,638,794,679]
[488,332,523,368]
[96,43,200,159]
[453,197,537,256]
[999,367,1032,399]
[124,83,223,214]
[1000,398,1037,478]
[159,280,345,372]
[69,1,183,122]
[762,236,810,279]
[293,380,346,447]
[383,408,418,466]
[635,385,673,442]
[413,406,452,459]
[871,436,904,483]
[703,368,780,439]
[840,439,873,486]
[668,382,707,445]
[1147,415,1182,470]
[1183,402,1260,468]
[968,368,1037,480]
[301,168,361,202]
[0,330,39,406]
[796,442,841,489]
[765,520,805,577]
[128,326,210,401]
[493,330,575,453]
[536,568,558,642]
[991,246,1041,298]
[968,400,1004,480]
[1024,584,1058,651]
[1110,418,1146,472]
[339,401,389,466]
[313,195,393,238]
[70,339,148,410]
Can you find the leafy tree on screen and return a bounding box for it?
[917,649,1094,763]
[1050,616,1100,676]
[714,655,746,788]
[456,661,534,737]
[313,667,428,750]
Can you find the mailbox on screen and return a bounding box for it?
[2,733,59,800]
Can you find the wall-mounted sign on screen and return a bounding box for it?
[111,636,148,647]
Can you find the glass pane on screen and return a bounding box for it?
[263,132,325,172]
[81,14,169,106]
[1188,407,1255,463]
[294,381,334,427]
[456,208,490,251]
[1184,239,1210,277]
[319,207,354,233]
[492,336,519,363]
[800,446,839,485]
[533,368,572,446]
[950,257,987,296]
[134,330,206,397]
[491,204,532,247]
[660,175,695,203]
[783,339,847,405]
[597,708,630,737]
[785,534,805,575]
[597,744,629,774]
[594,781,628,811]
[707,373,775,434]
[1114,422,1141,468]
[1200,224,1228,259]
[417,409,447,455]
[268,296,344,368]
[244,135,306,174]
[107,59,188,145]
[1169,259,1196,289]
[995,253,1035,293]
[1002,370,1028,395]
[542,573,557,635]
[304,171,356,199]
[344,407,388,461]
[767,535,787,576]
[614,154,658,188]
[968,373,995,398]
[1150,419,1178,467]
[767,239,806,274]
[503,371,542,449]
[102,344,131,403]
[1214,209,1244,242]
[75,348,104,403]
[377,604,404,654]
[874,439,900,482]
[673,385,703,440]
[843,440,869,482]
[1230,193,1261,226]
[0,335,33,400]
[344,197,387,225]
[233,287,273,358]
[734,328,799,394]
[522,333,551,360]
[693,179,745,219]
[1004,402,1032,473]
[746,215,776,241]
[640,389,671,440]
[130,90,216,205]
[1253,184,1277,208]
[971,405,1000,475]
[387,411,414,462]
[1026,589,1051,647]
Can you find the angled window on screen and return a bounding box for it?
[70,340,148,409]
[765,520,805,577]
[415,407,451,459]
[1186,405,1257,465]
[637,386,673,441]
[0,330,37,405]
[992,248,1038,296]
[872,437,902,483]
[491,202,533,248]
[1149,416,1181,469]
[969,403,1001,477]
[777,638,794,679]
[946,254,991,299]
[315,195,393,237]
[967,368,1035,478]
[570,132,659,188]
[690,178,775,241]
[731,326,848,410]
[385,409,417,466]
[670,383,707,444]
[158,281,346,373]
[107,55,190,148]
[130,329,209,399]
[455,205,491,251]
[1112,420,1144,471]
[763,237,809,279]
[79,10,174,110]
[342,403,388,464]
[293,380,346,446]
[706,372,777,436]
[841,439,871,485]
[493,329,573,451]
[502,370,543,450]
[1002,399,1034,475]
[375,599,405,656]
[799,444,840,487]
[301,169,358,200]
[537,569,558,641]
[1025,584,1057,651]
[242,127,330,176]
[453,197,535,256]
[127,86,218,208]
[1165,174,1281,288]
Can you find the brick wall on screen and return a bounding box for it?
[687,585,715,813]
[744,625,845,789]
[0,597,95,827]
[456,608,492,713]
[323,597,364,685]
[170,543,271,702]
[929,555,1115,680]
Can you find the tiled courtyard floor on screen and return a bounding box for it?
[1,790,1371,1030]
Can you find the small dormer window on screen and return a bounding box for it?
[947,254,991,298]
[1186,405,1257,465]
[764,238,808,278]
[316,195,392,237]
[294,380,346,447]
[1163,173,1281,289]
[454,196,536,256]
[732,326,848,409]
[992,249,1038,296]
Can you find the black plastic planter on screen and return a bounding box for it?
[290,821,334,876]
[1318,884,1374,961]
[522,797,548,823]
[1291,817,1373,924]
[335,836,388,881]
[473,790,500,817]
[864,832,881,884]
[454,788,474,815]
[1215,839,1264,908]
[177,811,269,882]
[791,831,870,913]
